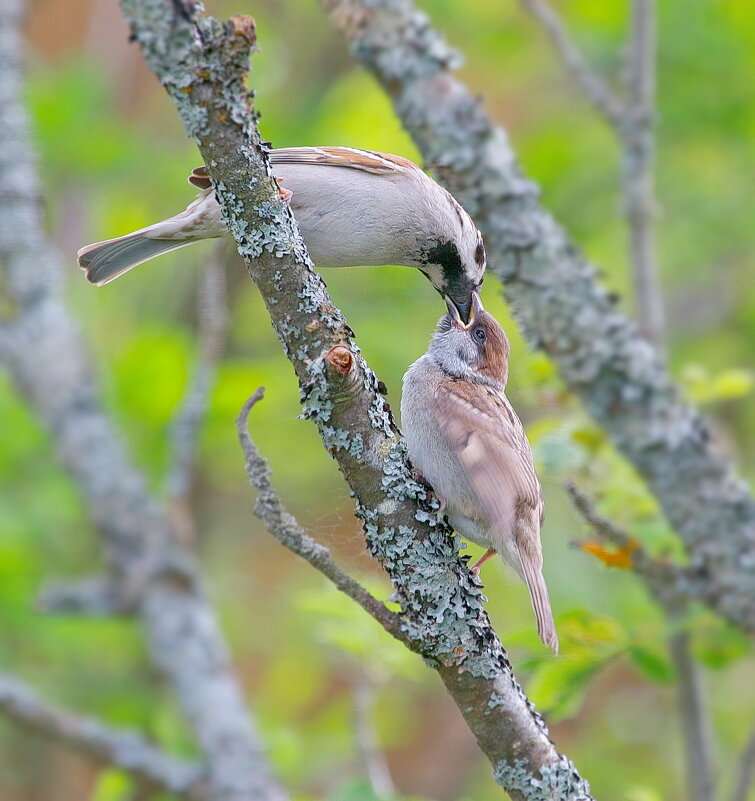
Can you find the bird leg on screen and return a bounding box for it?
[471,548,497,575]
[276,178,292,204]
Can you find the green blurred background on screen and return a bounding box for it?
[1,0,753,799]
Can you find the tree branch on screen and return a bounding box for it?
[119,2,593,797]
[516,0,663,341]
[0,675,206,799]
[320,0,755,634]
[0,2,286,798]
[352,673,396,799]
[517,0,624,127]
[566,483,696,611]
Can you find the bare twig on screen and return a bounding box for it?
[167,242,229,504]
[236,389,406,643]
[352,674,396,800]
[517,0,624,127]
[623,0,663,342]
[518,0,663,341]
[731,724,755,801]
[667,628,716,801]
[0,675,206,799]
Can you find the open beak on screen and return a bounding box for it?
[445,296,473,328]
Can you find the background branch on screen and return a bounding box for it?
[567,484,717,801]
[0,676,206,799]
[623,0,662,342]
[667,627,716,801]
[0,2,286,798]
[320,0,755,633]
[517,0,624,127]
[518,0,663,341]
[167,241,229,506]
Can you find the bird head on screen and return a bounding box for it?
[429,291,509,386]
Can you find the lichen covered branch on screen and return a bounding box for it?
[0,676,206,799]
[320,0,755,634]
[118,1,593,796]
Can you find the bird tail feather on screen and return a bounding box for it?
[518,554,559,654]
[77,233,196,286]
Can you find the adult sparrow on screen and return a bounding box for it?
[400,291,558,652]
[77,146,486,323]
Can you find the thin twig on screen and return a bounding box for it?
[167,242,229,503]
[352,673,396,800]
[236,389,407,644]
[623,0,663,342]
[0,675,206,799]
[566,483,692,611]
[517,0,624,127]
[667,628,716,801]
[731,723,755,801]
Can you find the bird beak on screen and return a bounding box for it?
[445,296,474,328]
[470,290,485,319]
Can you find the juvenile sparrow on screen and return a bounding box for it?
[400,292,558,653]
[77,146,486,322]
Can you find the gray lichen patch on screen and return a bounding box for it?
[493,756,592,801]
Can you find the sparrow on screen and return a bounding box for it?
[400,291,558,653]
[77,146,486,323]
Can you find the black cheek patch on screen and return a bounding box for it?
[421,241,469,300]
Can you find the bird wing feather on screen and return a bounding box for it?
[432,381,541,533]
[187,146,416,188]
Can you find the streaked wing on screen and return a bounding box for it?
[432,381,541,529]
[269,146,416,175]
[188,147,417,189]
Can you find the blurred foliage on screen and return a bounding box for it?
[1,1,754,800]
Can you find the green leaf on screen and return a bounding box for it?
[629,646,676,684]
[90,769,131,801]
[692,619,752,669]
[711,368,754,400]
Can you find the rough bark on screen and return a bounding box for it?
[320,0,755,633]
[117,1,593,797]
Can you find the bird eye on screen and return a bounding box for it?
[473,327,486,344]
